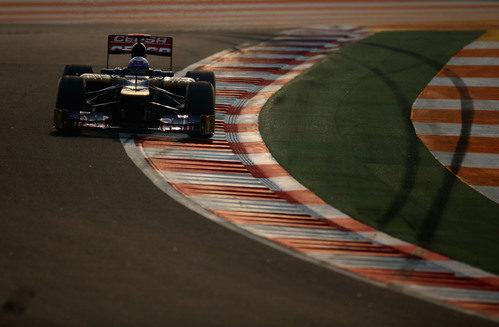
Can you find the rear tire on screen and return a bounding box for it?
[63,64,93,76]
[54,76,86,135]
[186,71,216,90]
[185,81,215,139]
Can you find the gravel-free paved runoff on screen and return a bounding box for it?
[0,24,496,326]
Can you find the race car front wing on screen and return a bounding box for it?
[54,109,214,134]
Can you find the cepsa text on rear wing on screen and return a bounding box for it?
[107,34,173,70]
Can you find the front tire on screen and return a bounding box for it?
[185,71,216,90]
[185,81,215,139]
[54,76,86,135]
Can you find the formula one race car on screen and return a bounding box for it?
[54,34,215,138]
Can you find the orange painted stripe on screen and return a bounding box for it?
[411,109,499,125]
[212,210,335,229]
[238,105,266,115]
[216,76,276,86]
[418,86,499,100]
[216,89,256,98]
[272,237,409,256]
[148,158,251,175]
[224,122,259,133]
[390,245,450,261]
[478,276,499,289]
[447,301,499,317]
[207,65,290,74]
[274,190,327,205]
[417,135,499,154]
[215,57,305,64]
[455,49,499,58]
[242,49,319,56]
[171,183,283,201]
[230,141,270,154]
[215,121,225,131]
[347,268,499,291]
[451,167,499,187]
[137,138,231,151]
[0,0,481,7]
[438,66,499,78]
[257,43,332,49]
[328,218,377,232]
[215,104,232,115]
[245,164,291,178]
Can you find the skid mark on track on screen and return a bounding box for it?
[122,26,499,321]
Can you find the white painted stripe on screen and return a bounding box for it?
[233,53,314,60]
[213,131,227,141]
[264,41,343,47]
[302,204,350,219]
[242,153,279,165]
[447,57,499,66]
[143,148,240,162]
[246,46,337,52]
[213,71,282,80]
[413,98,499,111]
[291,62,317,70]
[217,83,260,91]
[225,114,259,125]
[413,122,499,137]
[158,171,267,188]
[210,62,293,69]
[275,71,302,81]
[358,232,412,246]
[464,41,499,50]
[431,152,499,169]
[436,261,497,278]
[259,176,308,192]
[245,226,413,252]
[429,77,499,87]
[244,98,269,108]
[311,253,457,273]
[240,224,367,241]
[215,112,225,121]
[274,35,357,41]
[226,131,264,143]
[191,196,306,214]
[259,84,285,93]
[407,285,499,303]
[472,185,499,203]
[216,97,242,105]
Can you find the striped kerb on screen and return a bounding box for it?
[127,27,499,320]
[411,31,499,204]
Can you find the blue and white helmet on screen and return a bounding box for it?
[127,56,149,75]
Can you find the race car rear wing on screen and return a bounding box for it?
[107,34,173,71]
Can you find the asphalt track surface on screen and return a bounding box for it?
[0,24,496,327]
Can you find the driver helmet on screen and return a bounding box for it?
[127,56,149,75]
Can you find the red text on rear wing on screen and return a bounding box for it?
[108,35,173,57]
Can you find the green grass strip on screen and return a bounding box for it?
[259,31,499,274]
